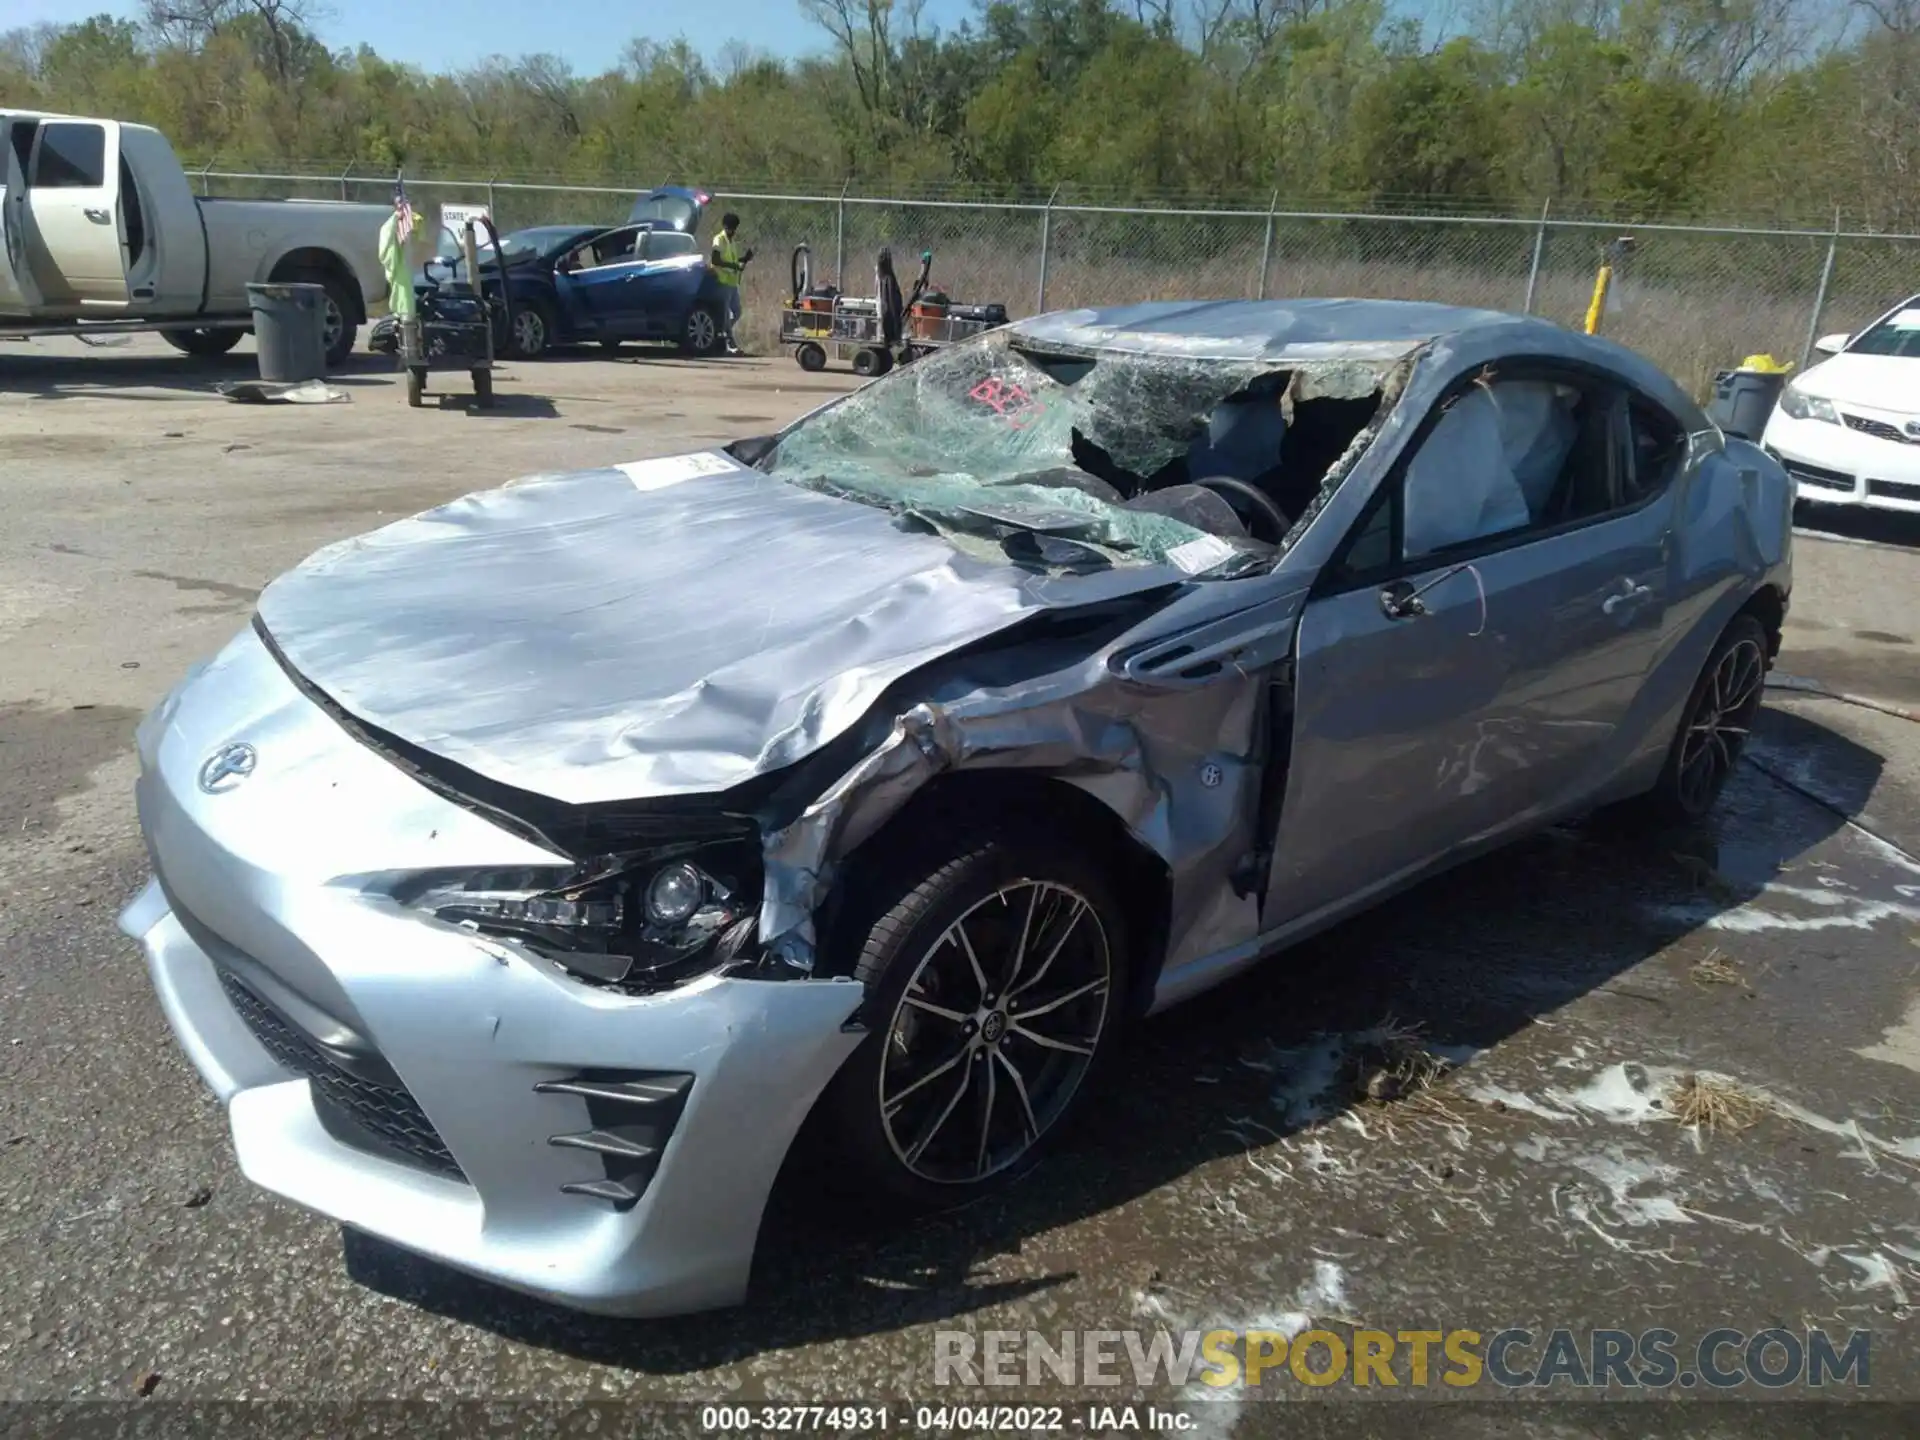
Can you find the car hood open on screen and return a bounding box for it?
[253,451,1180,806]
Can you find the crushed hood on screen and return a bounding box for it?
[254,451,1179,806]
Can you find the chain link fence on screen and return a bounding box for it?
[198,166,1920,398]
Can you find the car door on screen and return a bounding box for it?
[23,118,130,308]
[1,117,44,310]
[552,225,646,338]
[629,230,708,337]
[1263,365,1676,929]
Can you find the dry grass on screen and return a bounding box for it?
[1690,949,1745,987]
[1342,1018,1458,1109]
[736,245,1867,400]
[1667,1071,1767,1133]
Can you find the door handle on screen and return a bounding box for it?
[1602,579,1653,616]
[84,207,111,224]
[1379,580,1427,621]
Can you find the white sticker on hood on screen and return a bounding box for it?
[1167,534,1240,575]
[616,452,738,491]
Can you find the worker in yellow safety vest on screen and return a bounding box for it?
[709,212,754,355]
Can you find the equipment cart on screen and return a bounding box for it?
[397,216,514,408]
[777,246,1006,376]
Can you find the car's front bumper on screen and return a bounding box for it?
[1761,406,1920,513]
[119,626,864,1316]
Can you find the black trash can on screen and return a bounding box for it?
[246,282,327,383]
[1707,367,1791,440]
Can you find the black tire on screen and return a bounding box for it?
[406,367,424,408]
[1628,613,1770,828]
[682,305,723,358]
[795,341,827,372]
[160,328,242,358]
[508,298,553,359]
[813,818,1129,1214]
[279,266,358,367]
[471,367,493,408]
[852,346,883,377]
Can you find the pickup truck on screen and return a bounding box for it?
[1,111,388,365]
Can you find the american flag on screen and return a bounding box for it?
[392,178,416,246]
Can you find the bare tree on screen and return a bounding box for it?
[799,0,897,114]
[142,0,330,84]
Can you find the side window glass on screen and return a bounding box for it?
[1341,498,1393,576]
[33,123,105,188]
[1400,375,1615,562]
[1624,400,1685,504]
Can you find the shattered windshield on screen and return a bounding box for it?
[755,331,1377,577]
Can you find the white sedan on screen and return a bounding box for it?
[1762,293,1920,514]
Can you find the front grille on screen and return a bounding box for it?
[1843,413,1919,446]
[1783,459,1854,493]
[217,970,466,1182]
[1867,476,1920,503]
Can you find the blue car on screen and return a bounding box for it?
[372,200,730,360]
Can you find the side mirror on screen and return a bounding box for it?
[1814,332,1849,357]
[1379,580,1427,621]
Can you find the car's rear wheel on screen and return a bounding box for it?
[161,327,243,358]
[1635,613,1770,826]
[815,821,1128,1212]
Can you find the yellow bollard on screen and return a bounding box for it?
[1584,265,1612,336]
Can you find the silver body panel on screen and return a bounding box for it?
[123,299,1793,1315]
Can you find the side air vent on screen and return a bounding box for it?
[536,1071,693,1210]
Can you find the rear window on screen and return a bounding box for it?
[33,123,105,188]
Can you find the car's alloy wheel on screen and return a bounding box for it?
[814,824,1129,1211]
[685,308,718,355]
[1675,627,1766,815]
[512,307,548,357]
[1622,611,1771,829]
[878,879,1112,1186]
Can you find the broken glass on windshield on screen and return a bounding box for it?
[757,333,1344,574]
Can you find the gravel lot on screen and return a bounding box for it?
[3,336,1919,1433]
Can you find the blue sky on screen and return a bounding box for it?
[0,0,982,71]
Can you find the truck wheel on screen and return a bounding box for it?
[795,342,827,372]
[161,328,243,358]
[852,347,884,377]
[279,266,358,367]
[472,367,494,408]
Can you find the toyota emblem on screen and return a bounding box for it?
[198,742,257,794]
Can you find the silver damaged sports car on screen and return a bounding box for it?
[122,300,1792,1316]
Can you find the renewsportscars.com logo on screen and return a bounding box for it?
[934,1326,1872,1391]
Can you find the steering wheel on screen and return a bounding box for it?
[1191,476,1289,543]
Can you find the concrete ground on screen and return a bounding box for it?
[3,336,1919,1432]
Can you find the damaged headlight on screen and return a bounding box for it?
[391,848,760,991]
[1777,384,1840,425]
